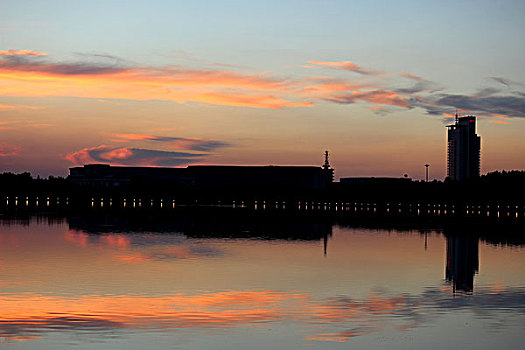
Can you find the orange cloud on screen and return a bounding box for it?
[3,52,521,118]
[0,54,310,109]
[490,120,509,125]
[0,103,44,111]
[0,49,47,56]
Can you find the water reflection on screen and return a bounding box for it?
[1,287,524,344]
[445,234,479,294]
[0,214,524,349]
[67,211,333,241]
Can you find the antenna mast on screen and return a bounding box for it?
[323,150,330,170]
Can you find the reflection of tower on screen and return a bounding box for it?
[322,224,333,257]
[446,115,481,181]
[322,150,334,183]
[445,235,479,294]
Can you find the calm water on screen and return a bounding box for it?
[0,214,524,349]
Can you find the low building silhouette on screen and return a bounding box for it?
[339,177,411,185]
[68,163,334,191]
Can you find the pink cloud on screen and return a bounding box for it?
[100,148,134,160]
[316,89,409,108]
[397,72,424,81]
[0,119,52,131]
[0,49,47,56]
[112,133,158,141]
[64,145,108,165]
[0,144,21,157]
[306,60,379,76]
[65,145,206,167]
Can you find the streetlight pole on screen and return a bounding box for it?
[425,164,430,182]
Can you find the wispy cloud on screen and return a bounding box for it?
[305,60,379,76]
[65,145,206,166]
[0,49,47,56]
[319,89,410,108]
[111,133,231,152]
[429,93,525,119]
[0,119,51,130]
[0,104,45,111]
[302,59,525,119]
[0,144,21,156]
[1,50,524,118]
[0,53,308,109]
[0,54,127,75]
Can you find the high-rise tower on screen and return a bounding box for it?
[446,115,481,181]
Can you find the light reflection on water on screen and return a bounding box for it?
[0,216,524,349]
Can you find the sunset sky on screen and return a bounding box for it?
[1,0,524,179]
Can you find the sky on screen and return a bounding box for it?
[0,0,524,179]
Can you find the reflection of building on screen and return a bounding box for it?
[446,115,481,181]
[445,235,479,294]
[67,211,333,241]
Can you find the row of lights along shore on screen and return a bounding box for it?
[1,196,522,218]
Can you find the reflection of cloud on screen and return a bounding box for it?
[117,244,223,263]
[65,230,221,261]
[0,316,125,341]
[65,231,131,248]
[1,287,523,343]
[0,291,293,341]
[65,145,205,166]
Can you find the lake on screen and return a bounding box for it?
[0,213,524,349]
